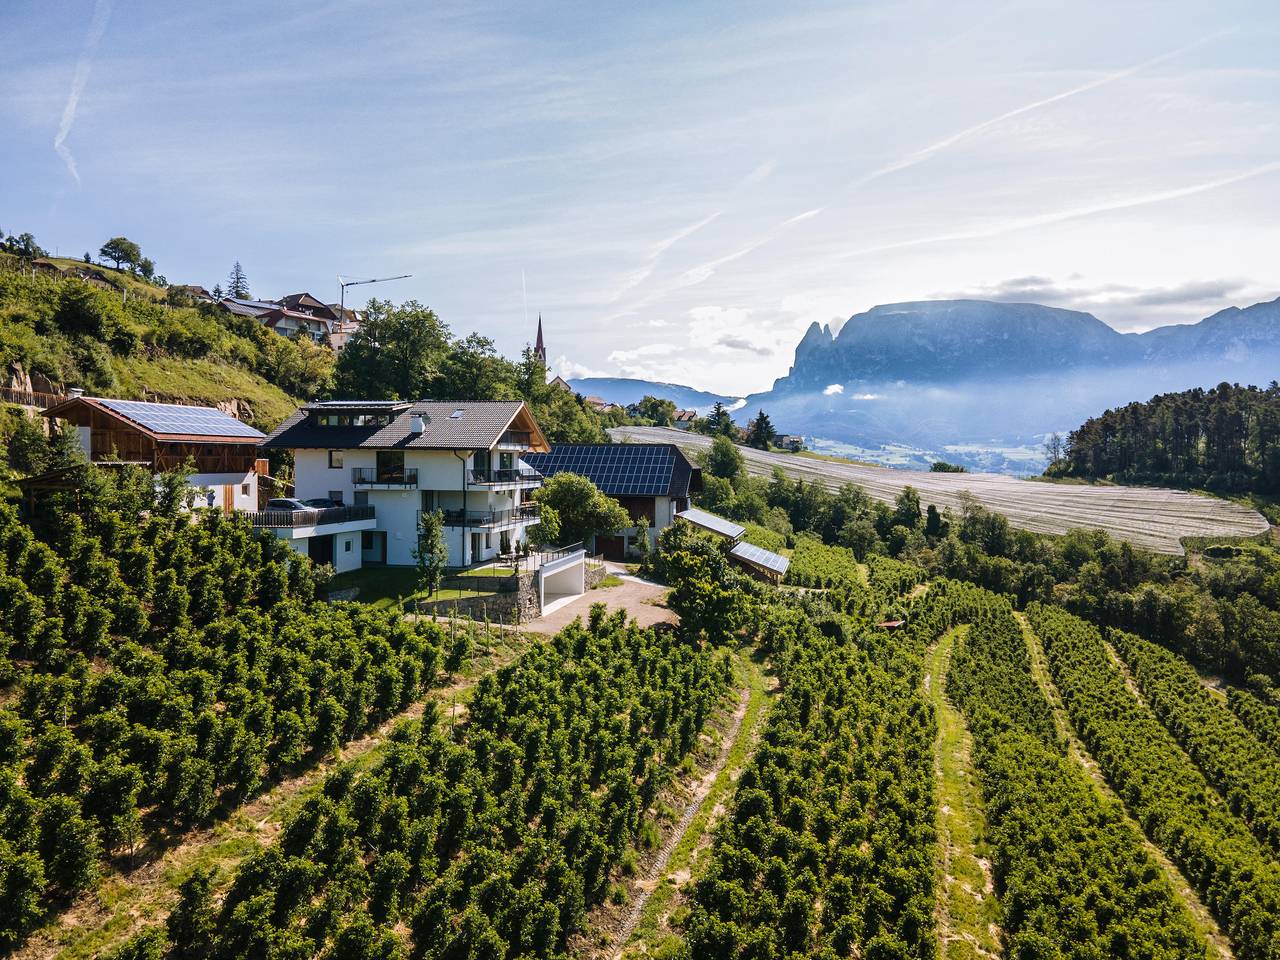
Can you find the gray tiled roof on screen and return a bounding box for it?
[261,400,529,450]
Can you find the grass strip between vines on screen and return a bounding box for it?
[18,626,535,960]
[926,627,1002,960]
[1015,613,1234,960]
[619,649,771,959]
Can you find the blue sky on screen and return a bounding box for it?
[3,0,1278,395]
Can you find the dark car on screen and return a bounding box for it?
[302,497,341,509]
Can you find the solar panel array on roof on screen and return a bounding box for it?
[99,398,264,439]
[676,507,746,540]
[730,540,791,576]
[525,444,676,496]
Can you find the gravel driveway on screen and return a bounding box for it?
[521,575,675,634]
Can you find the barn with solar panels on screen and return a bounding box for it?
[523,443,702,560]
[41,394,266,512]
[674,506,791,584]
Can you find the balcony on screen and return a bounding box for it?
[248,504,376,529]
[438,503,540,529]
[352,467,418,487]
[468,467,543,486]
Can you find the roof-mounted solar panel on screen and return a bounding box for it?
[729,540,790,576]
[676,507,746,540]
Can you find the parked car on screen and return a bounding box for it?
[266,497,311,511]
[302,497,341,509]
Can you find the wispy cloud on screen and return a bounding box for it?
[851,29,1233,190]
[53,0,112,184]
[608,210,722,302]
[677,207,824,287]
[843,161,1280,259]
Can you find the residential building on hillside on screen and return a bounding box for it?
[260,399,549,571]
[40,395,264,511]
[549,375,573,393]
[523,443,701,560]
[583,395,621,414]
[169,284,215,302]
[218,292,342,345]
[776,434,805,451]
[672,409,697,429]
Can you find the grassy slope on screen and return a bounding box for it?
[110,355,298,428]
[42,257,167,301]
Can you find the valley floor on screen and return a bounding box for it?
[612,426,1270,553]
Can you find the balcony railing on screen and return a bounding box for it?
[352,467,418,486]
[497,430,533,448]
[438,503,540,528]
[248,504,375,528]
[468,467,542,485]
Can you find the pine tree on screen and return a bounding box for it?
[226,261,250,299]
[212,283,224,299]
[747,409,776,449]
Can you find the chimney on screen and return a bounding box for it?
[409,415,426,434]
[68,386,84,398]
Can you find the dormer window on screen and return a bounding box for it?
[450,409,464,419]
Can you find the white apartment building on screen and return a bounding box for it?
[259,400,548,572]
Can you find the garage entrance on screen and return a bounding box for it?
[538,549,586,614]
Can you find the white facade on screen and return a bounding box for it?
[288,445,541,569]
[191,470,259,512]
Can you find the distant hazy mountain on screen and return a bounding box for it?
[567,377,740,412]
[746,296,1280,473]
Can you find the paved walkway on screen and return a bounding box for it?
[521,575,676,634]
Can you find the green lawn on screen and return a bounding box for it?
[329,566,495,611]
[454,565,517,577]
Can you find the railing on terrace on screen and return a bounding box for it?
[468,467,542,485]
[248,504,375,528]
[437,503,540,528]
[497,430,533,448]
[351,467,418,486]
[538,541,584,562]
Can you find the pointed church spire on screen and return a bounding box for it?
[534,313,547,364]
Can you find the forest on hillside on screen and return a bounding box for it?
[1050,381,1280,495]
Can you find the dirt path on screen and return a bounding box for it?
[576,653,770,960]
[19,632,533,960]
[1016,614,1233,960]
[925,628,1003,960]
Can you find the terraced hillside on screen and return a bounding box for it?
[611,426,1270,553]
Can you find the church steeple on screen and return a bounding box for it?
[534,313,546,365]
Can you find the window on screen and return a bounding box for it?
[376,450,404,483]
[420,490,435,511]
[485,533,492,549]
[499,452,514,470]
[328,450,344,469]
[354,491,369,506]
[241,483,250,495]
[344,538,352,553]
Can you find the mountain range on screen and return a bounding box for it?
[566,377,738,413]
[597,296,1280,473]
